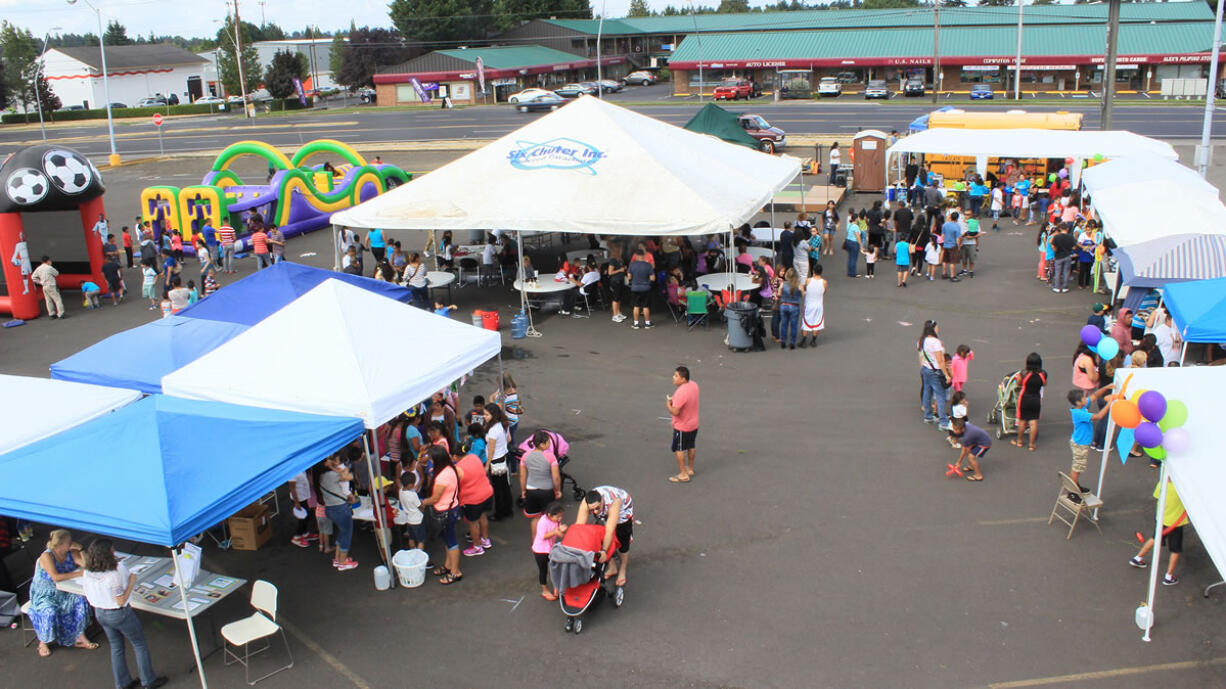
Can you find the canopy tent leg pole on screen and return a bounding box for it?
[331,224,341,272]
[799,168,806,214]
[1179,340,1188,366]
[518,230,541,338]
[1092,415,1116,521]
[426,230,436,271]
[1142,461,1170,642]
[172,547,209,689]
[770,201,777,266]
[361,432,393,577]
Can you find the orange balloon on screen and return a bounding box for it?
[1111,400,1142,429]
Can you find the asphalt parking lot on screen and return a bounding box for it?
[3,153,1226,689]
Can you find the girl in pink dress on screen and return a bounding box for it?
[950,345,974,393]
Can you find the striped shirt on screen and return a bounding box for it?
[218,225,236,245]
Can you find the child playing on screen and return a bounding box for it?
[203,266,219,296]
[950,344,974,392]
[141,259,158,310]
[433,301,458,318]
[288,471,318,548]
[397,457,425,550]
[1129,477,1188,586]
[159,296,172,319]
[947,391,968,448]
[186,280,200,305]
[924,237,940,281]
[1066,386,1114,496]
[949,418,991,481]
[862,244,878,279]
[894,235,910,288]
[81,281,101,309]
[532,501,568,601]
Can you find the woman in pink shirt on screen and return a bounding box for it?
[531,502,567,600]
[420,446,464,585]
[455,449,494,557]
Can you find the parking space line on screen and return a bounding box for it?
[279,617,373,689]
[987,655,1226,688]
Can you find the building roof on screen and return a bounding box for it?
[51,44,207,70]
[431,45,587,69]
[544,2,1212,36]
[667,20,1214,66]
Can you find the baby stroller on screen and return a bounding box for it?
[986,370,1023,439]
[515,429,585,500]
[549,523,624,634]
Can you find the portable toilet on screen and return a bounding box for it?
[852,129,888,192]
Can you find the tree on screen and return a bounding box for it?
[259,23,287,41]
[215,16,262,96]
[264,49,308,99]
[329,32,346,77]
[2,21,41,118]
[628,0,652,16]
[389,0,495,45]
[716,0,749,12]
[103,20,132,46]
[336,27,413,90]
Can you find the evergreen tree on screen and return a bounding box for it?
[259,23,288,41]
[628,0,652,16]
[336,27,413,89]
[716,0,749,11]
[389,0,495,45]
[329,33,346,77]
[102,20,132,46]
[1,21,42,118]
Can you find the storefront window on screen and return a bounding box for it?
[960,67,1001,84]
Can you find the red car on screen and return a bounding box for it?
[713,79,759,100]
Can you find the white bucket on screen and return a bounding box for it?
[392,549,429,588]
[373,565,391,591]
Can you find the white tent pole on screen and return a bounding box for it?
[770,201,777,266]
[799,168,806,213]
[172,547,209,689]
[361,432,393,575]
[517,230,541,338]
[1092,414,1115,520]
[332,224,341,271]
[1142,461,1170,642]
[1179,338,1188,366]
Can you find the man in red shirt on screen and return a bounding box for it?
[218,224,237,273]
[250,225,270,270]
[665,365,700,483]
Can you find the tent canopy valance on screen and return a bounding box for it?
[885,128,1178,163]
[162,279,502,429]
[0,375,141,455]
[1112,233,1226,288]
[330,96,801,236]
[0,395,363,547]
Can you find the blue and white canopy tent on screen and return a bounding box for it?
[0,395,364,688]
[1162,276,1226,364]
[0,375,140,455]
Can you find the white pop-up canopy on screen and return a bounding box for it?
[887,128,1177,163]
[1081,154,1218,199]
[162,279,501,429]
[0,375,141,455]
[1092,367,1224,640]
[330,96,801,236]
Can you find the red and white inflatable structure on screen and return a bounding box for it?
[1,145,108,320]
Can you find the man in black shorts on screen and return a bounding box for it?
[627,246,655,330]
[580,486,634,586]
[604,257,627,323]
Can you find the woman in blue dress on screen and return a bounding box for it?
[28,529,96,657]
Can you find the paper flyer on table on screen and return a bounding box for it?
[173,543,202,589]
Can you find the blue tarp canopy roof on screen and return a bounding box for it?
[0,395,363,547]
[1163,277,1226,344]
[908,106,955,133]
[176,261,412,326]
[50,316,249,394]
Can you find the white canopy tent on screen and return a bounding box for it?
[1089,367,1225,640]
[0,375,141,455]
[163,278,503,570]
[1080,154,1218,199]
[885,128,1178,188]
[331,95,802,236]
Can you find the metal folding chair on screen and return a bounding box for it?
[1049,471,1103,539]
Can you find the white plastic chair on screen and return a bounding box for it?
[220,580,293,685]
[20,601,36,647]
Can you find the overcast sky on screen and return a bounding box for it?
[0,0,637,40]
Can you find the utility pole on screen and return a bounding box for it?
[1014,0,1024,100]
[596,1,605,99]
[1100,0,1120,129]
[931,0,940,105]
[231,0,250,118]
[689,0,704,102]
[1196,0,1224,177]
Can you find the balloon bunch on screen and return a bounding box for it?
[1080,324,1119,361]
[1107,374,1191,462]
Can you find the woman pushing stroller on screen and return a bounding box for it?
[577,486,634,586]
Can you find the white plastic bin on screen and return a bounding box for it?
[392,549,429,588]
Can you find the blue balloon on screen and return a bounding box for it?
[1096,337,1119,361]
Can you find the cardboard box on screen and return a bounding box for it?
[227,503,272,551]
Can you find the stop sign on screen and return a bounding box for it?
[152,113,163,126]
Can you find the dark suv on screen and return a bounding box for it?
[904,79,925,97]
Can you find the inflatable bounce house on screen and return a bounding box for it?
[140,139,409,251]
[1,145,108,320]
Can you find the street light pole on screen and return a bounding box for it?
[1100,0,1121,130]
[931,0,941,105]
[1196,0,1224,178]
[68,0,118,165]
[1014,0,1024,100]
[231,1,251,118]
[689,0,703,102]
[596,1,605,100]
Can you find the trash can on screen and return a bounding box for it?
[392,549,429,588]
[724,301,758,351]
